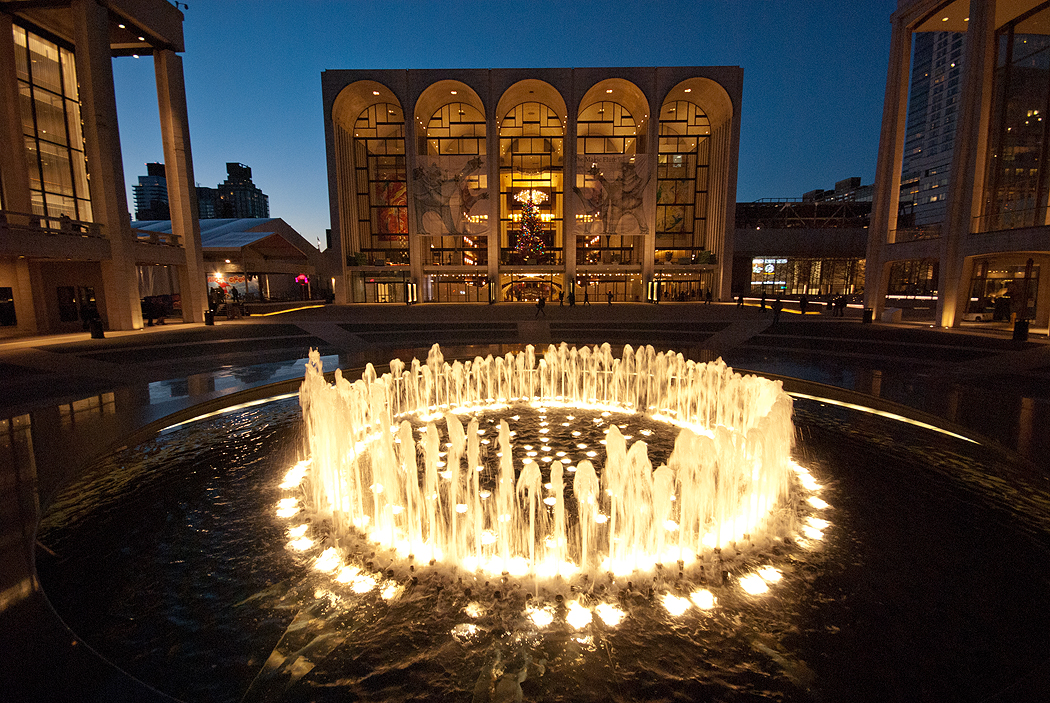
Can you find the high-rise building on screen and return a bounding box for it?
[215,162,269,218]
[133,162,170,220]
[898,31,965,227]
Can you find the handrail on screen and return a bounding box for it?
[0,209,104,238]
[891,224,942,242]
[974,206,1050,233]
[132,227,182,247]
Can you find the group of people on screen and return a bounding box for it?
[755,291,851,323]
[208,286,243,318]
[536,289,616,316]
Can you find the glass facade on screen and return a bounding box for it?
[656,100,710,263]
[420,102,487,268]
[499,102,563,265]
[983,3,1050,231]
[13,24,91,222]
[750,257,864,297]
[899,31,964,227]
[353,103,408,264]
[575,101,642,266]
[966,258,1038,320]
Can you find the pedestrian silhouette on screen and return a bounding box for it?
[771,295,783,324]
[535,296,546,317]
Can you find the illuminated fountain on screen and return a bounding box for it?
[295,343,798,581]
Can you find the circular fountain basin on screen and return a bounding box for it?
[34,353,1050,703]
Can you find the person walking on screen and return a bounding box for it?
[771,295,783,325]
[799,294,808,315]
[535,295,546,317]
[760,291,767,309]
[558,290,564,306]
[607,290,613,305]
[705,288,713,305]
[584,289,590,305]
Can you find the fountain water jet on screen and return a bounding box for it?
[299,343,796,579]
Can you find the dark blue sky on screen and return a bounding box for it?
[113,0,899,247]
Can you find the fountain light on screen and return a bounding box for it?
[288,536,313,550]
[662,593,691,616]
[808,496,830,510]
[566,601,593,629]
[595,602,626,626]
[527,606,555,628]
[690,589,716,610]
[276,497,299,518]
[314,547,342,572]
[739,574,769,595]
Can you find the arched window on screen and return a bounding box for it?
[657,100,710,262]
[577,101,638,154]
[353,103,408,264]
[575,100,643,266]
[424,102,486,155]
[418,102,488,269]
[499,102,564,265]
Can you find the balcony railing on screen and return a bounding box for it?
[500,248,563,266]
[0,210,103,238]
[973,207,1050,233]
[892,224,941,242]
[133,227,181,247]
[347,250,410,266]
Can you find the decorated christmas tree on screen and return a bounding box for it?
[514,189,548,259]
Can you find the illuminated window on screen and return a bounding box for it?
[499,102,563,265]
[13,24,91,222]
[352,103,408,263]
[656,100,710,261]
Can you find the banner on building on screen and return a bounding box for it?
[412,155,489,236]
[572,154,652,237]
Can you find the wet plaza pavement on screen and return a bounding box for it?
[2,301,1049,701]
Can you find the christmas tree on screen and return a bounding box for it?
[514,189,547,259]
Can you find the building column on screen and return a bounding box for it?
[563,85,578,292]
[0,14,40,334]
[155,49,205,322]
[938,0,997,327]
[714,113,742,301]
[71,0,142,331]
[641,93,659,286]
[404,102,424,296]
[486,100,500,300]
[866,14,914,319]
[0,14,32,214]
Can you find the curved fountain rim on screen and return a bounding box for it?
[27,348,1046,703]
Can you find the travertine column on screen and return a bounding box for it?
[155,49,206,322]
[486,90,500,300]
[0,14,32,214]
[938,0,996,327]
[865,14,913,319]
[72,0,142,330]
[641,91,659,284]
[0,15,40,333]
[563,75,577,287]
